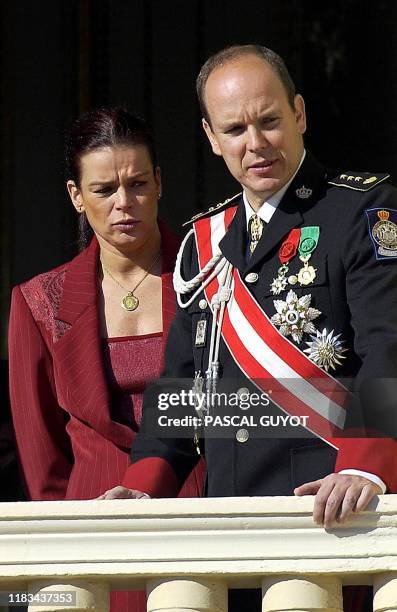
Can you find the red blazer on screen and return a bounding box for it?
[8,226,206,501]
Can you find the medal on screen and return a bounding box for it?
[270,268,288,295]
[297,256,317,286]
[271,289,321,344]
[304,328,347,372]
[297,227,320,286]
[270,229,301,295]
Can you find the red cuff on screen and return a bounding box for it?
[335,437,397,492]
[122,457,180,497]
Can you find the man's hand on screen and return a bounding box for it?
[294,473,381,529]
[96,486,151,500]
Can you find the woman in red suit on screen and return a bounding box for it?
[8,107,205,611]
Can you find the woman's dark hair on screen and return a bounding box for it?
[65,107,157,250]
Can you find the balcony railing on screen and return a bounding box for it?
[0,495,397,611]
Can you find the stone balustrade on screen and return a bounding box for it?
[0,495,397,611]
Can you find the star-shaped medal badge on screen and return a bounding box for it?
[304,328,347,372]
[271,290,321,343]
[270,275,288,295]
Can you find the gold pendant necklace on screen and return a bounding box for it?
[121,293,139,311]
[101,251,161,311]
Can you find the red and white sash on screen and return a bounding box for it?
[193,206,350,446]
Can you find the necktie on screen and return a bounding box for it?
[247,213,264,255]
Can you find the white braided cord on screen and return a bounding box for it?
[213,262,233,364]
[172,224,234,396]
[173,228,227,309]
[205,261,233,387]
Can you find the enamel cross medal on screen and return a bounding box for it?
[270,228,301,295]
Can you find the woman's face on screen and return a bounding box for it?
[67,144,161,254]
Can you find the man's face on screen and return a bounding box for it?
[202,55,306,209]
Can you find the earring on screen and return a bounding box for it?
[158,192,162,199]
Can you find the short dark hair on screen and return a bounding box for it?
[65,107,157,250]
[196,44,296,124]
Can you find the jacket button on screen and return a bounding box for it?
[237,387,250,409]
[199,299,208,309]
[236,428,249,443]
[245,272,259,283]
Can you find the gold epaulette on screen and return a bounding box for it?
[182,192,242,227]
[328,171,390,192]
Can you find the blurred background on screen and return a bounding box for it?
[0,0,396,497]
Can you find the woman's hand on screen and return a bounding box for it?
[96,486,151,500]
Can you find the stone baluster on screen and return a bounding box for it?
[374,573,397,612]
[147,578,228,612]
[261,575,343,612]
[27,581,109,612]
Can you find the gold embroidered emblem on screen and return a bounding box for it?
[372,210,397,254]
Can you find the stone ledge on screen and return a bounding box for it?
[0,496,396,590]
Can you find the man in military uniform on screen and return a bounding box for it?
[101,44,397,610]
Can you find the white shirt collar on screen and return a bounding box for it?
[243,149,306,228]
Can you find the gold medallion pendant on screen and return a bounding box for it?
[101,250,161,312]
[121,293,139,311]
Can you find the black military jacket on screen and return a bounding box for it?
[127,151,397,497]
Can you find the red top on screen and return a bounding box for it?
[103,333,163,429]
